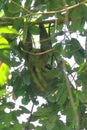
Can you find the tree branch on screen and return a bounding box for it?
[0,0,86,26]
[63,63,80,130]
[85,32,87,62]
[24,103,34,130]
[0,18,64,26]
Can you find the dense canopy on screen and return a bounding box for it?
[0,0,87,130]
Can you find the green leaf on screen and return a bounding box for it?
[70,38,85,64]
[77,62,87,74]
[35,126,46,130]
[0,50,10,65]
[47,91,57,103]
[0,63,10,86]
[78,90,87,103]
[69,6,84,31]
[3,1,21,16]
[47,0,63,11]
[33,106,53,117]
[13,18,24,30]
[22,97,30,105]
[19,106,30,114]
[62,103,75,124]
[0,27,18,34]
[65,61,72,74]
[46,122,56,130]
[74,51,84,65]
[0,36,10,49]
[45,68,59,78]
[54,43,62,57]
[29,25,40,35]
[12,123,23,130]
[64,40,73,58]
[77,72,87,86]
[0,88,6,97]
[56,84,67,105]
[22,70,30,86]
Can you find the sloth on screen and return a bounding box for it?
[22,24,54,96]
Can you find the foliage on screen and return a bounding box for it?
[0,0,87,130]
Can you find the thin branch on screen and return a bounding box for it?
[62,54,79,129]
[28,103,34,123]
[62,0,80,129]
[24,103,34,130]
[85,33,87,62]
[21,47,53,56]
[0,0,87,21]
[0,0,86,26]
[28,18,65,26]
[11,0,87,16]
[64,73,79,130]
[0,18,65,26]
[31,0,87,15]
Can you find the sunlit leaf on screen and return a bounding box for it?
[0,36,10,49]
[0,27,18,34]
[0,50,10,65]
[0,62,10,86]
